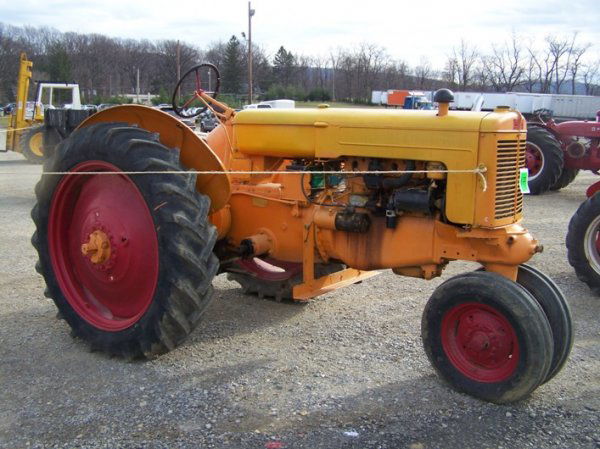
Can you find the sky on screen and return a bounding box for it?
[1,0,599,67]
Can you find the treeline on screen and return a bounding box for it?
[0,22,598,105]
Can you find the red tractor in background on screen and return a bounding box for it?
[532,110,600,294]
[525,110,600,194]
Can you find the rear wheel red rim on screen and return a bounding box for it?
[48,161,159,331]
[441,302,520,383]
[525,143,544,180]
[583,214,600,276]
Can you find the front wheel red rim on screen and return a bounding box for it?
[441,302,520,383]
[48,161,159,331]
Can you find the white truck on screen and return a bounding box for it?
[243,99,295,110]
[3,53,89,163]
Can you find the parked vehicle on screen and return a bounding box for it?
[199,110,219,132]
[158,105,196,128]
[453,91,600,121]
[2,53,89,163]
[567,188,600,295]
[31,62,572,404]
[371,90,433,110]
[3,103,16,115]
[243,99,295,110]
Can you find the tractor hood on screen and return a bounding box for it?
[233,107,524,159]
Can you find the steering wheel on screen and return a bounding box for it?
[172,63,221,118]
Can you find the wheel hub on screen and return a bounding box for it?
[441,302,519,382]
[48,160,159,331]
[81,230,112,265]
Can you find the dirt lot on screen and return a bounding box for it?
[0,149,598,449]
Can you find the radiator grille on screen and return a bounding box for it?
[495,139,525,220]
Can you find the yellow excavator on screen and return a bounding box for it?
[3,53,88,163]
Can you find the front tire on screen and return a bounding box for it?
[421,272,553,403]
[515,264,573,383]
[31,123,219,358]
[567,193,600,295]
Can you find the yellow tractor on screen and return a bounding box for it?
[31,63,572,403]
[4,53,88,163]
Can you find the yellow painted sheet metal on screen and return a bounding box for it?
[233,107,524,224]
[233,108,491,159]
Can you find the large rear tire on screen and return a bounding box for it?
[567,193,600,295]
[526,126,563,195]
[550,167,579,191]
[31,123,219,358]
[19,125,46,164]
[421,271,553,403]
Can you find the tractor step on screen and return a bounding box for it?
[292,268,380,301]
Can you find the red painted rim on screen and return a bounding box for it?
[525,143,544,178]
[48,161,159,331]
[441,302,520,383]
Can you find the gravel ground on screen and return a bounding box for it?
[0,148,599,449]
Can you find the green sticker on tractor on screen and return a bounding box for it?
[519,168,530,194]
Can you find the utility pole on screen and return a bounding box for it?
[176,40,181,101]
[330,54,336,102]
[136,67,140,104]
[176,40,181,81]
[248,2,255,104]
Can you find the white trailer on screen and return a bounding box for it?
[451,91,600,120]
[371,91,383,105]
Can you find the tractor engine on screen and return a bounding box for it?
[205,95,535,292]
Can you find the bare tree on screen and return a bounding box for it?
[581,60,600,95]
[388,59,411,89]
[529,44,557,94]
[522,53,539,93]
[3,22,600,106]
[453,40,478,90]
[472,58,491,91]
[569,43,592,94]
[329,49,342,101]
[483,34,525,92]
[442,56,459,89]
[312,55,328,90]
[414,57,432,89]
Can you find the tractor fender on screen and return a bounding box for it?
[554,120,600,139]
[77,105,230,213]
[527,121,561,140]
[586,180,600,198]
